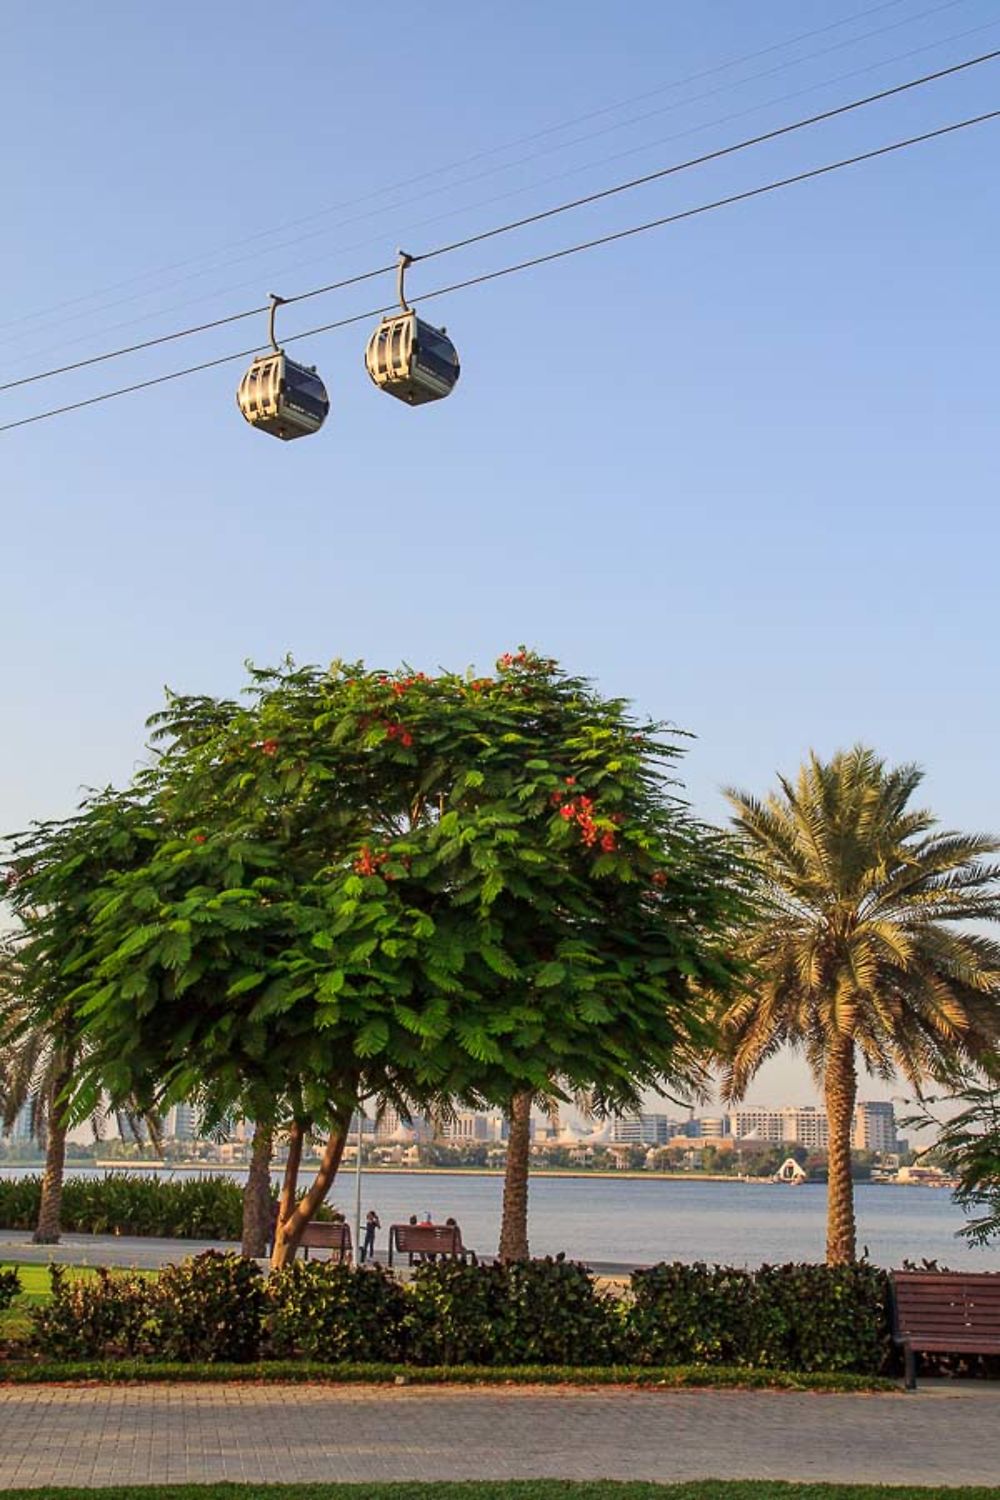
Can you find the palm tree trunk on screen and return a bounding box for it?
[241,1121,274,1258]
[270,1117,350,1269]
[34,1061,73,1245]
[498,1089,532,1262]
[824,1035,858,1264]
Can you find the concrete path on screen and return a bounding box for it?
[0,1230,241,1270]
[1,1383,999,1489]
[0,1230,636,1276]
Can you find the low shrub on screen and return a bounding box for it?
[30,1265,153,1359]
[152,1252,265,1363]
[0,1267,21,1311]
[266,1261,409,1362]
[627,1261,892,1373]
[753,1262,892,1373]
[504,1256,624,1365]
[628,1262,780,1367]
[0,1172,343,1241]
[406,1257,622,1366]
[406,1261,507,1366]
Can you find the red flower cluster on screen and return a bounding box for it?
[386,723,414,748]
[391,673,429,696]
[192,834,207,844]
[353,846,389,877]
[651,870,668,887]
[469,678,494,693]
[497,650,529,669]
[554,781,618,853]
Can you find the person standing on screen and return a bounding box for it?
[361,1208,381,1263]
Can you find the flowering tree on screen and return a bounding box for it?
[7,651,744,1265]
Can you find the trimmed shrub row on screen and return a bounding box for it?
[28,1252,893,1374]
[0,1173,340,1241]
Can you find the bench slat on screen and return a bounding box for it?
[891,1270,1000,1386]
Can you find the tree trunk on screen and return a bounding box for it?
[824,1035,858,1265]
[498,1089,532,1262]
[270,1117,350,1270]
[241,1121,274,1258]
[34,1063,73,1245]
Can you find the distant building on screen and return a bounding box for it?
[612,1113,675,1146]
[697,1116,730,1140]
[853,1101,897,1153]
[166,1103,197,1141]
[436,1112,490,1143]
[9,1098,34,1142]
[729,1106,829,1148]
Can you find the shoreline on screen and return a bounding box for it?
[0,1161,919,1186]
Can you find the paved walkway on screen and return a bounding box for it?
[0,1230,635,1277]
[1,1383,999,1489]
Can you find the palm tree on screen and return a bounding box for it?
[1,935,157,1243]
[717,747,1000,1263]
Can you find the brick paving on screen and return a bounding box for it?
[1,1383,999,1489]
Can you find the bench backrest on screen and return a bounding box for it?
[390,1224,463,1254]
[891,1271,1000,1341]
[300,1220,352,1251]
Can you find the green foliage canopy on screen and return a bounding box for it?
[6,651,745,1131]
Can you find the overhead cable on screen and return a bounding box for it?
[3,42,998,397]
[0,0,939,340]
[2,104,997,436]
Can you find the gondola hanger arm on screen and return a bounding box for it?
[396,252,413,314]
[268,293,286,353]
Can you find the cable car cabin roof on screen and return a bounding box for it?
[236,351,329,440]
[365,310,459,406]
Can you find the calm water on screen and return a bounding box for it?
[3,1165,997,1269]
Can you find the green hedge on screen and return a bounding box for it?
[629,1261,892,1374]
[26,1252,894,1375]
[0,1173,341,1241]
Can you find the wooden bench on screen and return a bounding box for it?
[387,1223,477,1267]
[299,1220,353,1263]
[890,1270,1000,1388]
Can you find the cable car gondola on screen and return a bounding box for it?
[365,253,460,405]
[236,295,330,440]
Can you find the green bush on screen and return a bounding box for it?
[406,1257,622,1367]
[0,1266,21,1311]
[752,1262,892,1373]
[627,1262,892,1373]
[628,1262,779,1367]
[152,1252,265,1363]
[31,1265,153,1359]
[504,1257,624,1365]
[0,1172,343,1240]
[266,1261,408,1362]
[406,1261,507,1366]
[0,1173,246,1239]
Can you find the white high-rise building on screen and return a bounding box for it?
[9,1098,34,1142]
[436,1112,489,1142]
[853,1101,897,1153]
[166,1103,197,1141]
[729,1106,829,1148]
[612,1113,676,1145]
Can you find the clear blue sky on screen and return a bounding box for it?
[4,1,999,1109]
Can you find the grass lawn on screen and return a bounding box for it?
[0,1262,53,1340]
[0,1484,997,1499]
[0,1262,155,1342]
